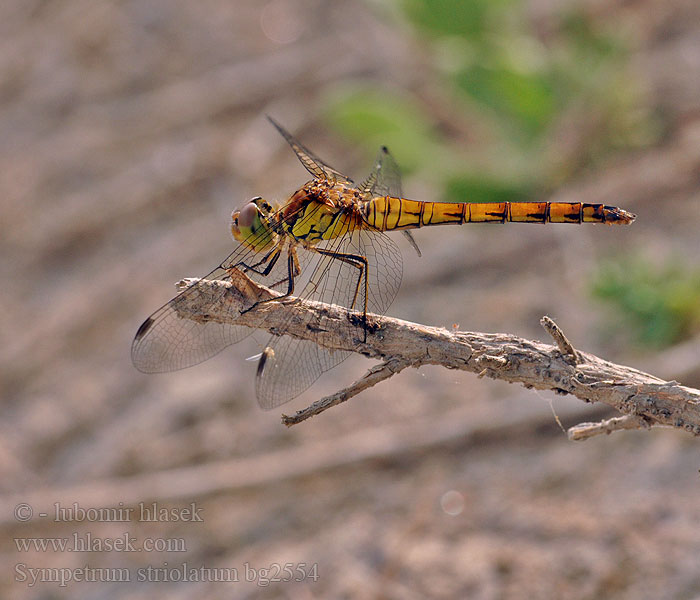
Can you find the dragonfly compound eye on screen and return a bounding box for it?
[238,202,259,228]
[231,201,277,252]
[230,202,259,238]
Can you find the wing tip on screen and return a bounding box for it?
[134,316,154,341]
[266,114,292,141]
[131,317,166,373]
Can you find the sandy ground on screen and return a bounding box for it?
[2,0,700,598]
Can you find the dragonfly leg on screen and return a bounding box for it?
[232,242,296,305]
[241,247,300,313]
[232,243,282,278]
[265,245,302,293]
[314,247,370,341]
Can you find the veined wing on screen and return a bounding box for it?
[359,146,401,198]
[359,146,421,257]
[255,213,403,409]
[267,116,354,184]
[131,262,252,373]
[131,204,313,374]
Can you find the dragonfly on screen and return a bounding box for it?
[132,117,635,409]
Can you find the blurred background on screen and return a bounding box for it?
[2,0,700,598]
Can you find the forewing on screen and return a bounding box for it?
[256,216,403,409]
[267,116,353,184]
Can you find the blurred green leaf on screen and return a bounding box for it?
[561,12,623,62]
[445,174,531,204]
[454,64,557,140]
[324,87,441,174]
[400,0,512,39]
[591,258,700,349]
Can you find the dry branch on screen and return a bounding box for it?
[175,273,700,436]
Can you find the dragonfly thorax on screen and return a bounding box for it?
[277,180,366,245]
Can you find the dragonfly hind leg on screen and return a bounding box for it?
[313,247,372,342]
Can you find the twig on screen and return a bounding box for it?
[173,273,700,435]
[568,414,652,441]
[282,358,413,425]
[541,315,579,364]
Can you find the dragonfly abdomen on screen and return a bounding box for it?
[365,197,635,229]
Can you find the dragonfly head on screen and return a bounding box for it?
[231,196,278,252]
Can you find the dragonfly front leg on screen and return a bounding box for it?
[231,243,282,278]
[226,243,291,315]
[242,246,301,313]
[266,245,302,295]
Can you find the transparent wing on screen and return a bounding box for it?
[132,263,249,373]
[255,216,403,409]
[267,116,354,184]
[359,146,421,257]
[359,146,402,198]
[131,205,312,374]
